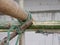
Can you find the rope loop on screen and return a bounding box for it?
[18,10,32,25]
[5,10,32,45]
[6,25,23,45]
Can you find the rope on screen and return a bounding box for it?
[5,25,23,45]
[5,25,16,45]
[15,35,20,45]
[15,11,32,45]
[15,26,22,45]
[15,11,32,44]
[4,11,32,45]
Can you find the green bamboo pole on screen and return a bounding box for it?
[0,25,60,29]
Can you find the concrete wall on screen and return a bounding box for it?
[31,13,60,22]
[24,0,60,11]
[23,0,60,45]
[0,32,60,45]
[24,0,60,22]
[24,31,60,45]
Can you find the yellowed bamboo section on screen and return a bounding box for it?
[0,0,28,21]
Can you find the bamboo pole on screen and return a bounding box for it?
[0,20,32,45]
[1,25,60,29]
[0,0,28,21]
[0,31,17,45]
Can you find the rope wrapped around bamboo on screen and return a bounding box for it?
[0,0,28,21]
[0,0,33,45]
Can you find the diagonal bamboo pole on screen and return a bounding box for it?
[0,20,32,45]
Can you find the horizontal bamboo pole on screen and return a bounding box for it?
[0,20,32,45]
[0,25,60,29]
[0,0,28,21]
[28,25,60,29]
[29,10,60,13]
[1,29,60,33]
[26,29,60,34]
